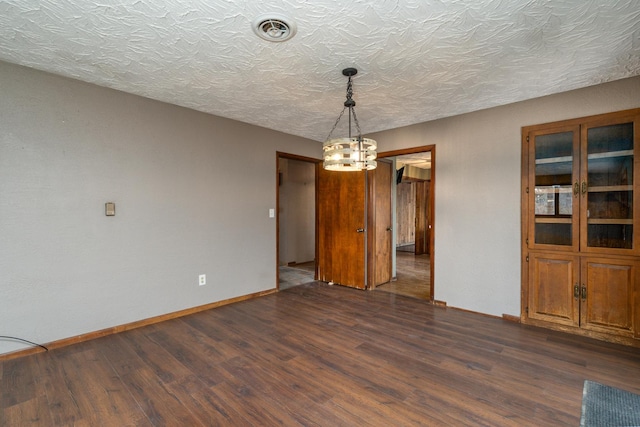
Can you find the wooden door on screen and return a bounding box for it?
[581,257,639,337]
[527,125,581,252]
[415,180,430,255]
[395,182,415,247]
[580,114,640,256]
[316,165,367,289]
[528,252,579,327]
[368,160,392,287]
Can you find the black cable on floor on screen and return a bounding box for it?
[0,336,48,351]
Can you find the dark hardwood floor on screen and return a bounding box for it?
[2,282,640,426]
[376,251,430,299]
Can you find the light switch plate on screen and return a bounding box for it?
[105,202,116,216]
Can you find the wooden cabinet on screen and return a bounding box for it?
[528,252,579,327]
[522,109,640,345]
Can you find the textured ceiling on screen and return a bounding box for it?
[1,0,639,142]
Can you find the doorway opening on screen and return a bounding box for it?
[375,146,435,301]
[276,153,319,290]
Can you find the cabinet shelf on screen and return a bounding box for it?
[587,219,633,225]
[587,150,633,160]
[588,185,633,192]
[535,218,633,225]
[535,156,572,165]
[535,186,573,193]
[535,217,572,224]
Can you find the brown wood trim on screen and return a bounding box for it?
[0,345,44,361]
[444,305,502,320]
[502,314,521,323]
[0,288,277,362]
[433,300,447,307]
[277,154,281,288]
[428,146,435,302]
[521,107,640,134]
[440,305,522,324]
[315,162,320,281]
[287,260,314,266]
[377,145,436,159]
[378,145,436,302]
[521,126,530,322]
[523,316,640,348]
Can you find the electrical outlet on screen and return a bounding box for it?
[199,274,206,286]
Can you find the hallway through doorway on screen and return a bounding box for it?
[376,251,430,299]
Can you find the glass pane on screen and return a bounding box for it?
[536,132,573,160]
[587,224,632,249]
[587,123,633,154]
[535,223,572,246]
[559,191,572,215]
[586,122,634,249]
[587,191,632,220]
[535,186,573,215]
[588,156,633,187]
[534,131,573,246]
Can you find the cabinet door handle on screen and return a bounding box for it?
[581,284,587,301]
[573,182,579,196]
[356,228,365,233]
[574,284,580,299]
[581,181,588,195]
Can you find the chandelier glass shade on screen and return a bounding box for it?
[323,68,377,171]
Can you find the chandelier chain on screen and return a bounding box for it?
[345,76,354,105]
[325,106,347,141]
[351,107,363,138]
[325,75,363,142]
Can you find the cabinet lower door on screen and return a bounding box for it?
[529,253,580,326]
[581,257,639,337]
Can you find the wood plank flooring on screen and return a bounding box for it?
[2,282,640,426]
[376,251,430,299]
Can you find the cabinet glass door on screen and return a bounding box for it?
[584,122,635,250]
[531,128,579,248]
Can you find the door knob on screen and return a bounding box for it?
[356,228,365,233]
[386,227,392,231]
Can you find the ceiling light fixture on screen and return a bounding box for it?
[323,68,377,171]
[252,14,297,42]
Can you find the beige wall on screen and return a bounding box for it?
[2,57,639,356]
[370,75,640,317]
[0,61,319,355]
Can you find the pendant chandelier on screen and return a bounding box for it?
[323,68,377,171]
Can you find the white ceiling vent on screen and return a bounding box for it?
[252,14,297,42]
